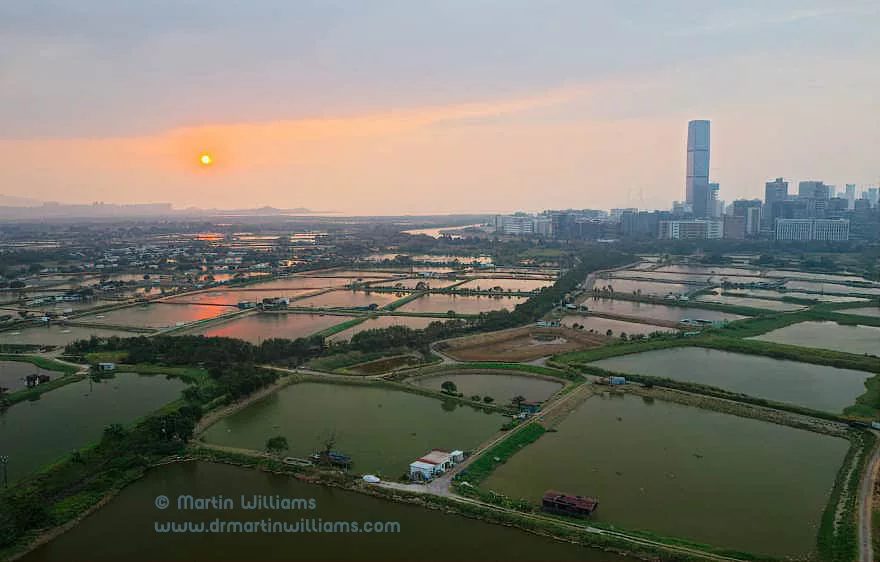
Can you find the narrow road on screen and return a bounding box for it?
[859,430,880,562]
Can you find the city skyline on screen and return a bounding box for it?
[1,1,879,214]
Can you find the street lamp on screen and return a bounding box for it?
[0,455,8,488]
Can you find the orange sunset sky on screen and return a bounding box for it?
[1,1,878,214]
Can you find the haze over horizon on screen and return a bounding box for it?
[1,1,878,215]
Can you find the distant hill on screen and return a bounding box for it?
[0,194,43,207]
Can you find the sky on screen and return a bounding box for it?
[1,0,878,214]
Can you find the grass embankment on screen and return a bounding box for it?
[311,316,367,338]
[0,354,79,374]
[306,347,416,371]
[456,423,546,489]
[383,291,426,311]
[817,430,876,562]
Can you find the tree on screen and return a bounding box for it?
[266,436,289,456]
[606,329,613,337]
[441,381,458,394]
[470,395,481,402]
[620,332,628,341]
[512,395,526,410]
[483,396,494,404]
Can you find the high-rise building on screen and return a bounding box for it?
[708,183,722,218]
[798,180,831,200]
[868,187,880,208]
[685,120,710,209]
[763,178,789,229]
[723,216,746,239]
[731,199,762,236]
[845,184,857,210]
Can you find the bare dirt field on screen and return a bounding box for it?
[439,326,609,362]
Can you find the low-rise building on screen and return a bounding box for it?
[408,449,464,481]
[775,218,850,241]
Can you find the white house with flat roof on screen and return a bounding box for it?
[409,449,464,481]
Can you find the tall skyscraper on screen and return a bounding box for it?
[845,184,857,210]
[763,178,789,229]
[685,120,710,209]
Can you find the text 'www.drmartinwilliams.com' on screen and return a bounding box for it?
[153,494,401,533]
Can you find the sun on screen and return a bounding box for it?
[199,153,213,166]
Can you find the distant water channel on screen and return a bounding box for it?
[484,393,847,558]
[591,347,870,412]
[21,462,629,562]
[202,382,504,478]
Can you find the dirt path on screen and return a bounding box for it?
[859,430,880,562]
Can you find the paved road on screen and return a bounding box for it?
[859,431,880,562]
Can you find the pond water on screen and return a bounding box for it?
[0,325,136,347]
[561,316,672,336]
[202,382,504,478]
[694,294,806,311]
[295,290,402,309]
[456,278,553,292]
[398,294,526,314]
[839,307,880,318]
[189,313,352,343]
[20,461,628,562]
[591,347,870,412]
[0,373,186,482]
[785,280,880,296]
[78,304,225,329]
[165,289,320,306]
[370,278,460,289]
[580,299,746,323]
[484,393,847,558]
[595,279,694,297]
[724,289,868,303]
[412,371,563,403]
[752,321,880,356]
[0,360,58,392]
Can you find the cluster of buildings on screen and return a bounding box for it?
[492,120,878,243]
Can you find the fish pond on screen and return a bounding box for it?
[411,370,563,403]
[202,382,504,478]
[752,321,880,356]
[484,393,847,558]
[0,373,186,482]
[591,347,870,412]
[22,461,624,562]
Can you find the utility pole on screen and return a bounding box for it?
[1,455,8,488]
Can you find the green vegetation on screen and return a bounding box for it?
[265,435,288,455]
[0,402,202,559]
[427,361,575,380]
[311,316,367,338]
[0,354,78,375]
[456,423,546,487]
[2,374,83,407]
[817,431,876,562]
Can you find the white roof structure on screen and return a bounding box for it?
[409,461,436,471]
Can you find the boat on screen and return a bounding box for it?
[542,490,599,517]
[310,433,352,468]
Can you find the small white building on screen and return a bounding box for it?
[408,449,465,481]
